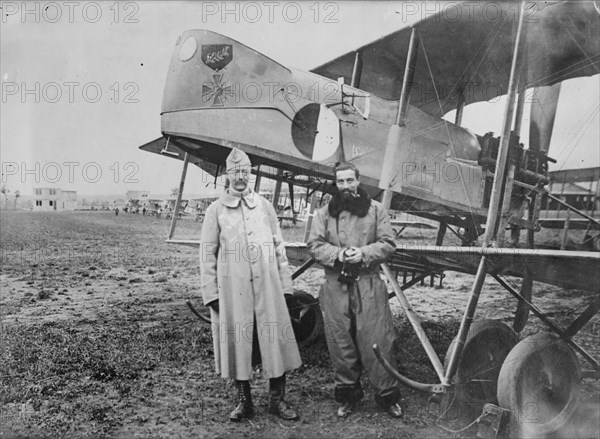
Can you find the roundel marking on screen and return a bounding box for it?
[179,36,197,62]
[291,103,340,161]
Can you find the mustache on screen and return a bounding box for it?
[340,190,357,200]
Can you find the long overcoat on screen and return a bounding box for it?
[200,190,302,380]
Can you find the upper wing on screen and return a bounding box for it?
[311,2,600,117]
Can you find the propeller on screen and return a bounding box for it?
[529,82,562,153]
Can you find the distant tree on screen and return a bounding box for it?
[171,187,179,197]
[13,190,20,210]
[1,186,9,209]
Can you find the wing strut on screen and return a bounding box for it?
[254,165,262,192]
[168,152,190,240]
[272,169,283,210]
[453,91,465,126]
[350,52,362,89]
[444,2,528,384]
[303,191,318,242]
[376,26,450,388]
[380,27,420,209]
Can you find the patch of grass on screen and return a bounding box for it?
[298,336,331,369]
[36,290,52,300]
[2,321,213,395]
[0,320,213,437]
[393,316,459,383]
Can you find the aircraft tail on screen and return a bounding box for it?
[162,30,292,114]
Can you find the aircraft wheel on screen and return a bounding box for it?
[441,320,518,423]
[497,332,580,437]
[285,291,322,346]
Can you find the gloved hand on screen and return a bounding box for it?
[338,247,362,264]
[344,247,363,264]
[207,300,219,313]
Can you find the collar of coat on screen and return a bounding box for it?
[328,186,371,218]
[220,187,259,209]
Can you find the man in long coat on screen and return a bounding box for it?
[307,162,403,419]
[200,148,302,422]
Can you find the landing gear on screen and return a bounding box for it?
[285,291,323,346]
[441,320,518,424]
[497,332,581,437]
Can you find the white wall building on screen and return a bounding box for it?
[32,188,78,211]
[126,190,150,201]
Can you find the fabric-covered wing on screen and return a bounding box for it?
[311,1,600,117]
[284,242,600,293]
[393,245,600,293]
[139,137,221,176]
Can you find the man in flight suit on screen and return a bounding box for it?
[307,162,402,418]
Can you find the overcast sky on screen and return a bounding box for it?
[1,1,598,197]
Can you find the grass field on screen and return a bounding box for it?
[1,210,598,438]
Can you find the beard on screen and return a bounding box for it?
[340,189,357,202]
[328,187,371,218]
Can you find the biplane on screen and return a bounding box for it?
[143,199,165,216]
[126,198,144,214]
[189,197,218,221]
[162,197,189,219]
[140,1,600,437]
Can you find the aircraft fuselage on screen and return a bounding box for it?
[158,30,526,228]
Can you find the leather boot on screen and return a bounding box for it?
[268,374,299,421]
[375,387,403,419]
[229,380,253,422]
[334,383,363,418]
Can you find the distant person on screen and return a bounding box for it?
[142,207,146,216]
[114,207,119,216]
[200,148,301,422]
[307,162,402,419]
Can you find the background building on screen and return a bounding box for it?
[126,190,150,201]
[32,188,78,211]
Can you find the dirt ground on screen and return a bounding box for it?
[1,211,599,438]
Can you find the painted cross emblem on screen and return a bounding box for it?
[202,74,234,106]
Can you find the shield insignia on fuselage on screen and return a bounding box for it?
[201,44,233,71]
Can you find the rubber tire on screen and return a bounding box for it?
[442,320,518,424]
[285,291,323,346]
[497,332,581,437]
